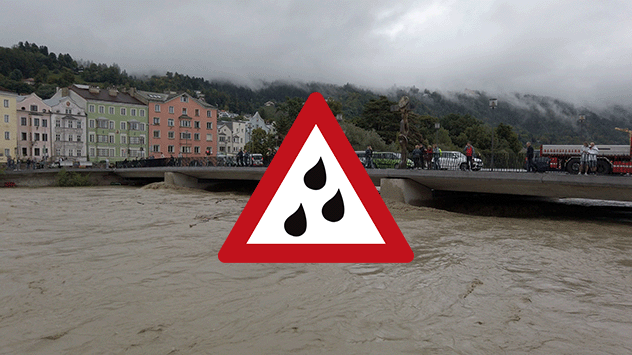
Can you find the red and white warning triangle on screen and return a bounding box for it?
[218,93,413,263]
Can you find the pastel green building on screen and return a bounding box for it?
[53,85,148,163]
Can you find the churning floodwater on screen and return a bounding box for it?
[1,186,632,354]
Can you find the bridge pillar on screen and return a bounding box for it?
[164,172,203,189]
[380,178,434,206]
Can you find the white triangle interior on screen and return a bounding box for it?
[247,125,385,244]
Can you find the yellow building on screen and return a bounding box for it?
[0,89,18,164]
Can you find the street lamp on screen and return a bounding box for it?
[434,122,440,144]
[489,98,498,171]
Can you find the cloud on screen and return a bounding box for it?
[2,0,632,106]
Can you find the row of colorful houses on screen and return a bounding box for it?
[0,85,275,165]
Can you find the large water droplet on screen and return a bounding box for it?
[284,204,307,237]
[322,189,344,222]
[304,157,326,190]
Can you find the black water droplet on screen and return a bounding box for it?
[304,157,326,190]
[322,189,345,222]
[284,204,307,237]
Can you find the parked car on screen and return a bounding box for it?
[356,151,414,169]
[435,151,483,171]
[250,153,264,166]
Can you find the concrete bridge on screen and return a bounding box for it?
[3,167,631,205]
[113,167,632,205]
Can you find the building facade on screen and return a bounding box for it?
[49,95,88,162]
[15,93,52,162]
[134,90,218,159]
[0,89,17,163]
[245,111,274,143]
[53,85,148,163]
[217,120,248,154]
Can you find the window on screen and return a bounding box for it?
[4,114,9,123]
[207,110,213,118]
[99,105,105,114]
[109,107,115,115]
[120,108,126,115]
[97,120,108,129]
[97,135,108,143]
[68,134,73,142]
[34,133,40,141]
[109,121,114,129]
[180,120,191,127]
[77,121,81,129]
[181,96,188,102]
[194,146,200,154]
[180,132,191,140]
[167,119,174,127]
[21,117,27,126]
[42,119,47,127]
[193,133,200,141]
[22,147,27,156]
[194,121,200,129]
[30,105,38,112]
[89,148,94,157]
[206,122,213,129]
[219,146,225,152]
[89,120,95,128]
[140,123,145,131]
[4,132,9,140]
[42,133,48,141]
[139,109,145,117]
[66,108,72,114]
[206,133,213,141]
[67,120,73,128]
[89,105,95,113]
[153,117,160,125]
[76,135,81,142]
[155,104,161,112]
[4,148,9,157]
[168,106,174,114]
[131,108,136,116]
[57,134,62,141]
[33,118,39,126]
[168,131,175,139]
[109,135,115,143]
[97,148,110,157]
[120,121,127,130]
[151,145,160,152]
[129,122,139,131]
[180,146,191,153]
[3,99,8,108]
[167,145,174,153]
[195,109,200,117]
[121,135,126,144]
[219,136,225,142]
[34,148,40,156]
[21,132,27,140]
[153,130,160,138]
[182,108,187,115]
[56,119,61,127]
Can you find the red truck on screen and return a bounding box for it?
[540,128,632,174]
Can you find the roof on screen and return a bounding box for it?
[70,85,145,106]
[136,90,217,109]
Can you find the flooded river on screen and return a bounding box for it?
[1,185,632,354]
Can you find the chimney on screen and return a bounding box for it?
[61,87,69,97]
[108,87,118,97]
[89,86,100,94]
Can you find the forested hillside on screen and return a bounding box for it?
[1,41,630,146]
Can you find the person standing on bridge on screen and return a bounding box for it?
[588,142,599,174]
[464,142,475,171]
[364,145,373,169]
[412,145,422,169]
[579,142,589,175]
[526,142,536,172]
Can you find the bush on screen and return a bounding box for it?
[56,168,92,187]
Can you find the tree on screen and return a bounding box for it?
[274,97,305,141]
[9,68,23,81]
[354,96,400,144]
[244,128,276,154]
[326,98,343,116]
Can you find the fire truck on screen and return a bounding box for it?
[539,127,632,174]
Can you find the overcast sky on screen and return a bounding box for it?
[2,0,632,106]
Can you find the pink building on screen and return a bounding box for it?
[16,93,53,162]
[133,90,217,159]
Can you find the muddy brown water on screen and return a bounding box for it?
[1,185,632,354]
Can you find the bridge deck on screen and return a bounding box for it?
[113,167,632,202]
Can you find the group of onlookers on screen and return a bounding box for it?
[579,142,599,175]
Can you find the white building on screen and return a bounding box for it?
[217,120,247,154]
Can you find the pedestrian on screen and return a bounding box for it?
[412,145,422,169]
[364,145,373,169]
[419,144,427,169]
[526,142,536,172]
[464,141,475,171]
[425,145,433,169]
[579,142,589,175]
[244,150,250,166]
[237,148,244,166]
[432,144,441,170]
[588,142,599,174]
